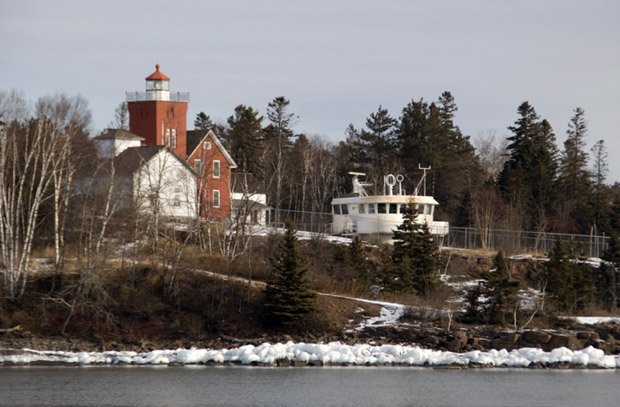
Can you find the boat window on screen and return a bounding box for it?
[399,204,407,214]
[378,203,386,214]
[368,203,375,214]
[341,204,349,215]
[359,204,365,214]
[424,204,432,215]
[333,204,340,215]
[389,203,398,214]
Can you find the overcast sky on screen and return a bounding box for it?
[2,1,619,181]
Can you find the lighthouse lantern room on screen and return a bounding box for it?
[126,64,189,158]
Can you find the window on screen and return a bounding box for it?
[399,204,407,214]
[358,203,365,214]
[368,203,375,214]
[213,160,221,178]
[213,190,220,208]
[389,203,398,214]
[378,203,386,214]
[165,128,171,146]
[341,204,349,215]
[171,129,177,148]
[172,187,181,207]
[194,159,202,174]
[204,141,212,150]
[333,204,341,215]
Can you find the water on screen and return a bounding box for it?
[0,366,618,407]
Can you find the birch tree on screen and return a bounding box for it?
[0,118,59,299]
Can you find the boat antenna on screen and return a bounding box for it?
[414,165,431,196]
[396,174,404,195]
[349,172,371,196]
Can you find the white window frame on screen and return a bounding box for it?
[204,141,211,150]
[172,186,181,207]
[171,129,177,148]
[194,159,202,174]
[213,189,220,208]
[213,160,221,178]
[165,128,171,146]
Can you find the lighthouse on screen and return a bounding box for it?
[126,64,189,158]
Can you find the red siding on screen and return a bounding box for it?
[128,100,188,159]
[186,133,232,220]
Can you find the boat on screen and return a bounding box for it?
[331,168,449,243]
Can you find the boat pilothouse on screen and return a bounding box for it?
[331,168,449,241]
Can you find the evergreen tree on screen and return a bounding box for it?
[544,240,594,313]
[590,139,611,234]
[499,102,558,230]
[390,204,438,296]
[347,235,369,287]
[556,107,593,233]
[263,96,297,220]
[461,250,519,325]
[599,233,619,311]
[226,105,264,176]
[396,93,480,223]
[194,112,214,131]
[545,240,574,311]
[263,220,316,329]
[359,106,398,189]
[482,251,520,324]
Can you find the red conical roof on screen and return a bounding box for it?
[145,64,170,81]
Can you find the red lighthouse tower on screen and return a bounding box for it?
[127,64,189,158]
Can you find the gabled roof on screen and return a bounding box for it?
[186,129,237,168]
[94,128,144,141]
[113,146,197,178]
[145,64,170,81]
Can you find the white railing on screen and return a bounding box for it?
[125,91,190,102]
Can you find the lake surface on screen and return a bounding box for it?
[0,366,618,407]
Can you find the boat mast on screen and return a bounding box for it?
[414,165,431,196]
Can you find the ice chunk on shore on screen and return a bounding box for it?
[2,344,618,369]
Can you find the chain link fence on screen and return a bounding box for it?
[267,209,610,257]
[446,227,609,258]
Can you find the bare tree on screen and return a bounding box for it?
[0,118,59,299]
[0,89,30,123]
[109,101,129,130]
[471,188,502,250]
[473,129,508,181]
[34,94,93,269]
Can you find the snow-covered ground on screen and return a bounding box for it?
[1,343,618,368]
[562,317,620,325]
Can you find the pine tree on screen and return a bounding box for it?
[545,240,574,311]
[499,102,558,230]
[390,204,438,296]
[396,93,480,223]
[194,112,214,131]
[461,250,519,325]
[347,235,369,287]
[359,106,397,188]
[226,105,264,176]
[556,107,593,233]
[264,96,297,220]
[263,220,316,329]
[482,250,520,324]
[590,140,611,234]
[599,233,619,311]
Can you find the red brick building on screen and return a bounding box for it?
[186,129,237,219]
[126,65,236,220]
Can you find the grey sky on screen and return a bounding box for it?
[2,1,619,181]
